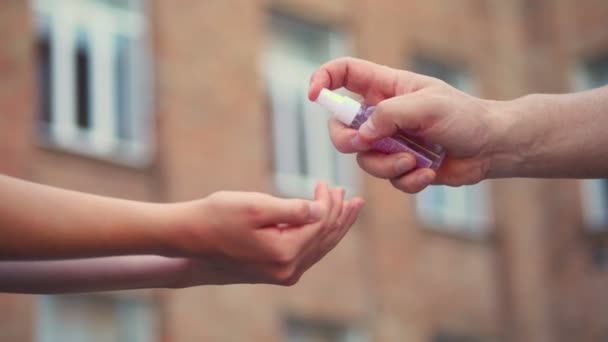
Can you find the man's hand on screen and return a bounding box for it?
[309,57,507,193]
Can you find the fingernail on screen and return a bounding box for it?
[351,136,370,150]
[418,172,434,186]
[360,120,376,137]
[395,157,414,174]
[308,202,323,222]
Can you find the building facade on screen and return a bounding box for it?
[1,0,608,341]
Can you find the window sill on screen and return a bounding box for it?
[583,225,608,237]
[37,126,154,169]
[416,223,496,244]
[414,203,494,243]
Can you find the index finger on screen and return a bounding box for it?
[308,57,430,104]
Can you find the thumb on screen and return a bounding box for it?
[358,92,447,143]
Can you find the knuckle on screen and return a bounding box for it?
[286,272,303,286]
[443,176,460,187]
[319,216,333,230]
[419,92,441,109]
[372,103,399,130]
[208,191,226,202]
[207,194,218,205]
[426,90,452,112]
[215,190,231,198]
[283,273,302,287]
[434,78,449,87]
[340,56,356,65]
[373,101,390,119]
[293,202,310,221]
[206,191,229,209]
[243,202,264,221]
[443,175,464,187]
[272,266,301,286]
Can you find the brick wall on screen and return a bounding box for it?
[1,1,608,342]
[0,2,37,341]
[0,0,35,177]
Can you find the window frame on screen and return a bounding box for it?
[36,294,158,342]
[32,0,154,168]
[574,57,608,233]
[284,316,367,342]
[263,14,358,198]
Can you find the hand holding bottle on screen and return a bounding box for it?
[309,57,505,193]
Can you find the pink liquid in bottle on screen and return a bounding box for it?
[350,105,445,169]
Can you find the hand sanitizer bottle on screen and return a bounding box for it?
[315,88,445,170]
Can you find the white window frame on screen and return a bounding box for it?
[37,295,158,342]
[574,60,608,231]
[581,178,608,230]
[416,183,492,234]
[263,15,358,198]
[285,317,367,342]
[32,0,154,167]
[413,57,492,234]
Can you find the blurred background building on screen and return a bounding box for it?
[1,0,608,341]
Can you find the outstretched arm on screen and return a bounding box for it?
[0,175,170,260]
[309,57,608,193]
[0,256,187,294]
[0,177,364,291]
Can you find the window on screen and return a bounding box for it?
[432,332,482,342]
[581,177,608,230]
[411,56,492,234]
[591,243,608,268]
[37,295,158,342]
[284,317,366,342]
[411,56,475,93]
[263,14,357,198]
[576,55,608,231]
[32,0,153,166]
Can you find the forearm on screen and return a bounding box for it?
[0,175,174,260]
[0,256,188,294]
[489,86,608,178]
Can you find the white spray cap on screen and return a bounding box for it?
[315,88,362,125]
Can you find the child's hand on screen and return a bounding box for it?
[166,182,364,286]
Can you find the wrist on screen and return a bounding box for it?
[484,95,544,178]
[93,201,178,258]
[154,199,215,258]
[130,202,178,256]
